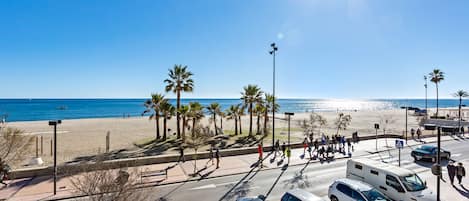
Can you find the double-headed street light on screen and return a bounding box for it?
[49,120,61,195]
[270,43,278,150]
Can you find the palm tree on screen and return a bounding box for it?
[237,104,245,134]
[263,93,279,135]
[241,85,264,136]
[255,102,265,134]
[429,69,445,117]
[207,102,221,135]
[179,105,190,142]
[453,90,469,133]
[226,105,239,135]
[164,65,194,139]
[218,110,225,131]
[142,93,166,140]
[160,101,175,140]
[188,102,204,137]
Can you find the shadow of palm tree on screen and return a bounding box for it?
[282,160,312,190]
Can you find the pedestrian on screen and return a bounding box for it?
[314,139,319,152]
[309,133,314,144]
[347,138,352,153]
[0,158,8,187]
[319,146,325,159]
[215,148,220,169]
[302,137,308,154]
[275,140,280,156]
[417,128,421,140]
[257,143,263,167]
[411,128,415,139]
[456,162,466,184]
[307,141,313,159]
[447,161,456,185]
[281,142,286,158]
[178,145,185,163]
[208,147,214,165]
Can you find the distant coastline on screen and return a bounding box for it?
[0,98,465,122]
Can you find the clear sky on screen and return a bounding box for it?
[1,0,468,99]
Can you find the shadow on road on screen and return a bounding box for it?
[263,164,288,199]
[282,159,312,190]
[455,184,469,199]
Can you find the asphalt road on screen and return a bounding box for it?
[150,137,469,201]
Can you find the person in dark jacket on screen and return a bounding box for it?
[447,161,456,186]
[456,162,466,184]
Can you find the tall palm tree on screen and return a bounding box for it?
[429,69,445,117]
[237,104,245,135]
[179,105,190,142]
[226,105,239,135]
[453,90,469,133]
[142,93,166,140]
[160,101,175,140]
[255,102,265,134]
[206,102,221,135]
[218,110,225,131]
[164,65,194,139]
[241,85,264,136]
[188,102,204,137]
[263,93,279,135]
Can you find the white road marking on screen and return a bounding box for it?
[189,184,216,190]
[451,153,462,158]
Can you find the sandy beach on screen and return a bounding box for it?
[4,108,436,168]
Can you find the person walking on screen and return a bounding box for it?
[208,147,214,165]
[417,128,421,140]
[215,148,220,169]
[0,158,8,187]
[302,137,308,155]
[275,140,280,156]
[281,142,286,159]
[178,145,185,163]
[411,128,415,139]
[447,161,456,186]
[456,162,466,184]
[257,143,263,167]
[307,141,313,159]
[347,138,352,153]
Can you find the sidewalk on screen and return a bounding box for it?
[0,135,466,201]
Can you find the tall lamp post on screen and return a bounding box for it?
[400,106,409,143]
[49,120,61,195]
[269,43,278,150]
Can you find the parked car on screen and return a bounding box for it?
[237,196,264,201]
[328,178,391,201]
[411,145,451,162]
[281,189,325,201]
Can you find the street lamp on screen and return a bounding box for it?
[285,112,294,163]
[270,43,278,150]
[49,120,61,195]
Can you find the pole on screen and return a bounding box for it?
[425,76,428,119]
[36,136,39,158]
[375,128,378,151]
[405,106,408,143]
[459,98,462,135]
[106,131,110,153]
[53,124,57,195]
[398,147,401,167]
[272,46,276,150]
[287,114,290,164]
[437,127,441,201]
[50,139,53,156]
[41,136,43,155]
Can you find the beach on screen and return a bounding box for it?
[4,108,430,168]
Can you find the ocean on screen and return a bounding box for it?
[0,99,464,122]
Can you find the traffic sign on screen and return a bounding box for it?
[395,140,404,149]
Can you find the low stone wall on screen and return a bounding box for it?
[10,134,404,179]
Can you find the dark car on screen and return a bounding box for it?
[411,145,451,162]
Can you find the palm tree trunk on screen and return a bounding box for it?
[263,110,268,135]
[163,118,167,140]
[192,119,196,137]
[435,83,438,118]
[235,118,238,135]
[256,113,260,134]
[213,114,218,135]
[177,91,181,139]
[156,115,160,140]
[182,117,186,142]
[239,116,242,134]
[220,117,223,130]
[249,103,253,136]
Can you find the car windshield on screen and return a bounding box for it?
[419,146,434,152]
[400,174,426,192]
[361,188,391,201]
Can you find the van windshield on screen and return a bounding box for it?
[400,174,426,192]
[361,188,391,201]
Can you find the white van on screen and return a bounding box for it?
[346,158,435,201]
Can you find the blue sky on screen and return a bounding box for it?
[1,0,468,99]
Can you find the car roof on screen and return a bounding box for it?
[419,145,435,149]
[287,189,325,201]
[335,178,373,192]
[351,158,415,177]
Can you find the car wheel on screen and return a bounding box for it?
[330,195,339,201]
[413,156,418,161]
